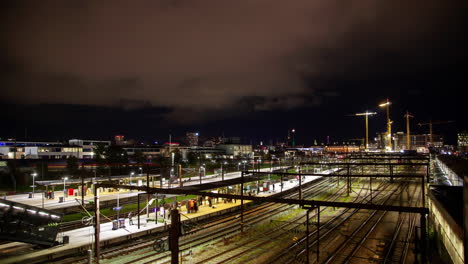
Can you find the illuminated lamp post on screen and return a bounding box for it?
[31,173,37,198]
[62,177,68,201]
[291,129,296,147]
[130,171,135,192]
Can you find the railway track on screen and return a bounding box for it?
[44,169,345,264]
[109,168,357,264]
[267,179,397,264]
[277,179,422,264]
[114,177,342,264]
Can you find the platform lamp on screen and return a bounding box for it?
[130,172,135,192]
[31,172,38,198]
[62,177,68,201]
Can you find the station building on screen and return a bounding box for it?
[0,140,80,159]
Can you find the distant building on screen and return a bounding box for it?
[186,132,199,146]
[458,132,468,146]
[187,147,225,160]
[115,135,125,144]
[457,132,468,154]
[324,145,360,153]
[0,140,82,159]
[391,132,443,152]
[114,135,135,146]
[123,145,161,160]
[222,137,241,144]
[216,144,253,158]
[69,139,111,159]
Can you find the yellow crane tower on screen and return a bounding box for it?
[379,99,393,151]
[418,120,454,147]
[404,111,414,150]
[355,112,377,150]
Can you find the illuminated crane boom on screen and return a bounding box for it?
[355,111,377,150]
[379,99,392,151]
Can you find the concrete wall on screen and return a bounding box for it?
[429,193,464,264]
[464,174,468,264]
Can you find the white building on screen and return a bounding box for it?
[0,140,82,159]
[69,139,111,159]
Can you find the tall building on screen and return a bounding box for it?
[392,132,443,151]
[115,135,125,145]
[186,132,199,146]
[457,132,468,154]
[458,132,468,147]
[114,135,135,146]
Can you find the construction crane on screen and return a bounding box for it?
[404,111,414,150]
[379,99,392,151]
[354,112,377,150]
[418,120,454,147]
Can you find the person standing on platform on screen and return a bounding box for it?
[128,212,133,226]
[189,199,194,213]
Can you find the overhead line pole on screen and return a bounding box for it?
[94,184,100,264]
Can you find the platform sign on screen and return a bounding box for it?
[113,206,123,211]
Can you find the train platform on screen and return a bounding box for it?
[1,168,325,264]
[2,167,280,210]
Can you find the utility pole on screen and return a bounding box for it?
[404,111,414,150]
[147,165,150,217]
[81,173,85,205]
[178,164,182,187]
[94,185,100,264]
[379,99,393,151]
[354,112,377,150]
[169,209,181,264]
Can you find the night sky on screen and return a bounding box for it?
[1,1,466,145]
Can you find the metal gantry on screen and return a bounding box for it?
[92,154,430,264]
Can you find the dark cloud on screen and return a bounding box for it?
[1,0,465,123]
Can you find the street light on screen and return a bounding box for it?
[130,172,135,192]
[62,177,68,201]
[139,167,143,175]
[291,129,296,147]
[379,99,393,151]
[221,161,228,181]
[31,173,37,198]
